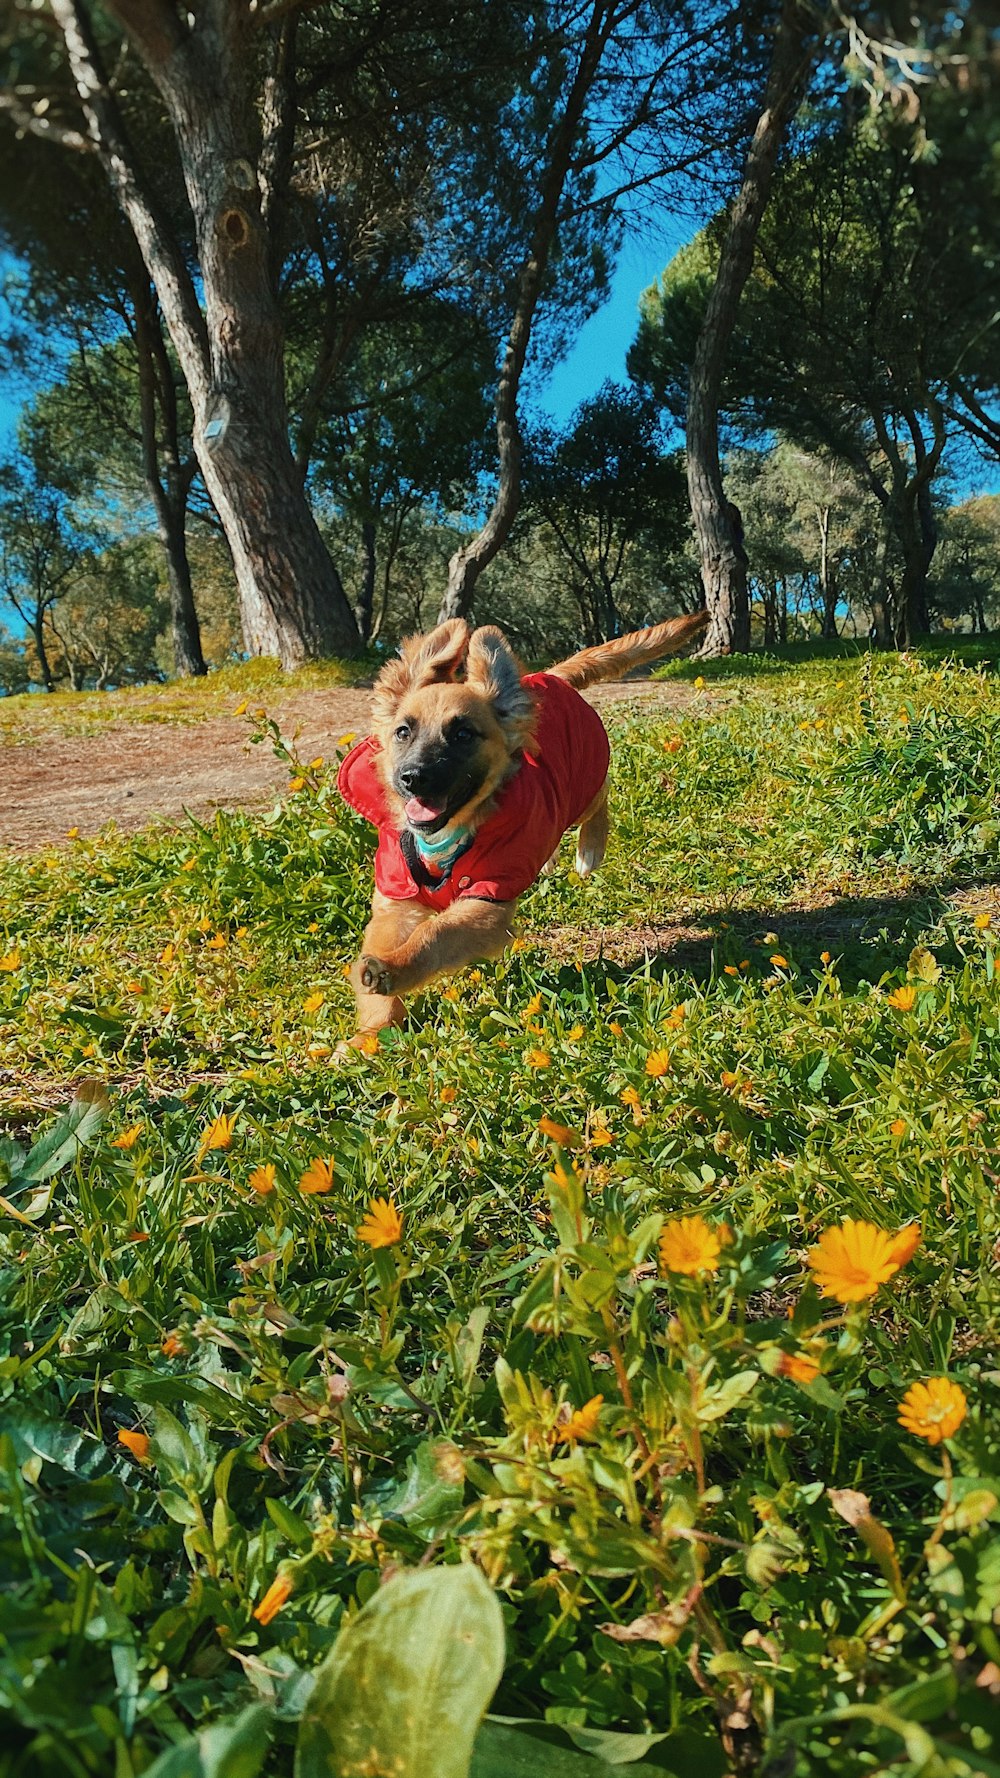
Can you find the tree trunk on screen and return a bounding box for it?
[34,613,56,692]
[52,0,359,669]
[437,0,614,623]
[357,519,377,643]
[159,491,207,677]
[688,0,814,655]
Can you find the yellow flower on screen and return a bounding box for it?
[309,756,324,770]
[199,1113,236,1154]
[551,1159,582,1195]
[299,1157,335,1195]
[81,1042,97,1058]
[117,1428,150,1463]
[110,1124,143,1151]
[125,979,143,994]
[620,1085,641,1109]
[288,776,307,793]
[659,1214,727,1277]
[723,964,739,977]
[338,732,356,746]
[886,985,917,1012]
[248,1163,277,1197]
[720,1070,740,1090]
[663,734,683,754]
[303,991,325,1014]
[307,921,320,934]
[608,1020,624,1037]
[645,1048,671,1078]
[806,1219,920,1304]
[254,1573,293,1625]
[898,1376,967,1445]
[590,1127,614,1147]
[820,950,832,965]
[560,1395,603,1445]
[527,1048,551,1070]
[439,1084,458,1104]
[180,857,197,872]
[538,1115,579,1147]
[889,1118,906,1137]
[235,926,248,939]
[974,912,992,931]
[467,970,483,986]
[694,675,706,690]
[206,932,226,950]
[307,1042,332,1060]
[524,992,544,1020]
[357,1196,403,1247]
[664,1005,686,1027]
[565,1023,585,1042]
[66,826,80,839]
[770,954,789,970]
[159,942,176,967]
[358,1032,380,1055]
[161,1331,185,1358]
[234,699,249,715]
[196,915,212,933]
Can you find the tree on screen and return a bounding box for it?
[682,0,817,655]
[310,306,494,642]
[45,538,169,690]
[436,0,756,622]
[0,459,89,691]
[523,382,687,644]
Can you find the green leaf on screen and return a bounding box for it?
[141,1704,273,1778]
[471,1721,701,1775]
[697,1369,758,1423]
[295,1566,504,1778]
[17,1080,109,1184]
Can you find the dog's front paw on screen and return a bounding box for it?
[358,954,396,997]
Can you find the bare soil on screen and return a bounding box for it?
[0,678,702,852]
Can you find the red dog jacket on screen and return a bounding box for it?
[337,671,611,909]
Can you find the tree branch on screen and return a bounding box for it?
[0,89,94,152]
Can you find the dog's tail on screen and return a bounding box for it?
[548,610,708,691]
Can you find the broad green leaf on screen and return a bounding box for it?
[18,1081,109,1184]
[295,1566,504,1778]
[141,1704,272,1778]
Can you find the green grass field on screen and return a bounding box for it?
[2,646,1000,1778]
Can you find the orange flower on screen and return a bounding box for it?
[159,942,176,967]
[620,1086,641,1108]
[720,1070,740,1090]
[248,1163,277,1197]
[889,1118,907,1137]
[777,1351,820,1386]
[974,912,992,931]
[125,979,143,994]
[527,1048,551,1070]
[820,950,832,965]
[357,1032,380,1055]
[608,1020,624,1037]
[645,1048,671,1078]
[299,1157,335,1196]
[288,776,307,793]
[206,933,226,950]
[303,991,325,1014]
[357,1196,403,1247]
[117,1428,150,1463]
[806,1219,920,1304]
[2,948,25,972]
[538,1115,579,1147]
[523,992,544,1020]
[254,1573,293,1625]
[199,1113,236,1155]
[110,1124,143,1151]
[560,1395,603,1444]
[439,1084,458,1104]
[898,1376,967,1445]
[886,985,917,1012]
[307,1043,332,1060]
[161,1331,185,1358]
[309,757,324,771]
[663,735,683,754]
[659,1214,728,1278]
[723,964,739,977]
[590,1127,614,1147]
[770,954,789,970]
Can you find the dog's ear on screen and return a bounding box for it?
[372,619,470,729]
[466,626,535,753]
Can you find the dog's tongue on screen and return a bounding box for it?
[405,795,446,824]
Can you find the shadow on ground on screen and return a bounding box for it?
[539,876,1000,995]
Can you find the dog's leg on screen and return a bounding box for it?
[358,897,516,1000]
[541,846,561,876]
[345,894,431,1046]
[575,780,609,878]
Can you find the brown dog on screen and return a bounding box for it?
[337,610,707,1045]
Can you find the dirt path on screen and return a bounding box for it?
[0,678,701,852]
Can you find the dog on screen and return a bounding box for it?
[337,610,707,1046]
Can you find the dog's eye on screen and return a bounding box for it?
[394,724,411,742]
[452,723,478,745]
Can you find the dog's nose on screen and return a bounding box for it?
[397,765,422,792]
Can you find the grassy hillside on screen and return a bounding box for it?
[2,647,999,1777]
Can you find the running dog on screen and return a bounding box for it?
[337,610,707,1045]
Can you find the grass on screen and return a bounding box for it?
[2,648,1000,1777]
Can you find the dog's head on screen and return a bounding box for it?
[370,619,536,834]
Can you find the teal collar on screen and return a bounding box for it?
[409,822,473,879]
